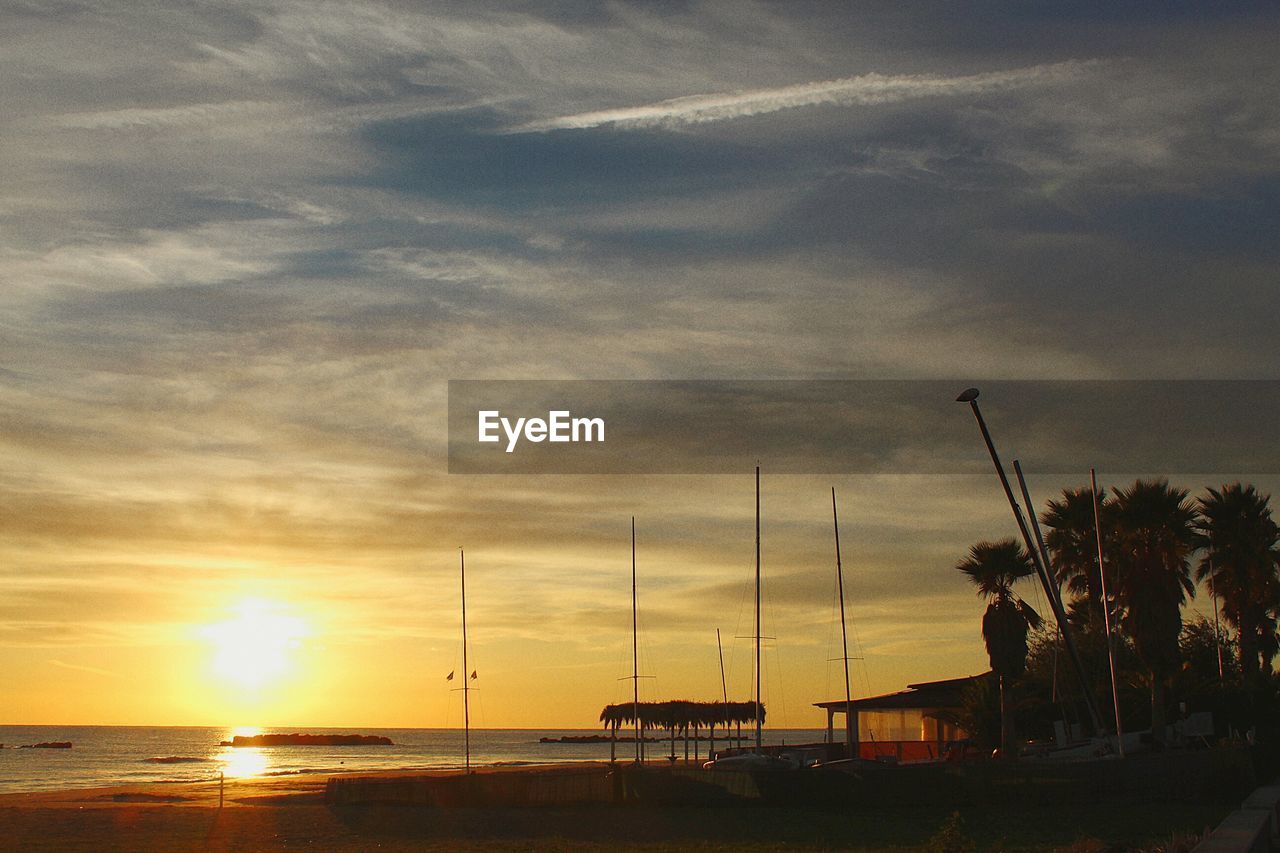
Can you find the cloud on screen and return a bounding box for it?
[47,659,119,678]
[1,0,1279,724]
[45,100,279,131]
[516,60,1098,131]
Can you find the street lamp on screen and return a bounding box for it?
[955,387,1105,737]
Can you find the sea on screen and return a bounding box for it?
[0,726,827,793]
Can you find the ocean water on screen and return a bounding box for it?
[0,726,827,793]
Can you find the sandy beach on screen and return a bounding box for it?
[0,761,1235,852]
[0,765,864,853]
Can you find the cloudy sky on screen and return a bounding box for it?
[3,1,1278,728]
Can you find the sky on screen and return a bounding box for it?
[2,1,1279,728]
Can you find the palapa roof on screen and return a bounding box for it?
[813,673,990,713]
[600,700,764,728]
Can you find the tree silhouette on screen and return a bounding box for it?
[1108,479,1198,745]
[1042,485,1113,616]
[1196,483,1280,684]
[956,538,1042,759]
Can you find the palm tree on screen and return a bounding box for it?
[1196,483,1280,683]
[955,538,1042,759]
[1042,486,1112,614]
[1107,479,1198,745]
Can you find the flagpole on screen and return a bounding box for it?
[460,547,470,773]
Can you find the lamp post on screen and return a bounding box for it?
[955,388,1104,736]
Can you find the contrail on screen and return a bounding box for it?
[516,60,1096,132]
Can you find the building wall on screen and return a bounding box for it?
[859,708,926,742]
[859,708,965,742]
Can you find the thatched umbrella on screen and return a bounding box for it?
[600,701,765,762]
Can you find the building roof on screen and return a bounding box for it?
[814,673,990,712]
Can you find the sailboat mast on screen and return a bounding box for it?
[1091,468,1125,758]
[716,628,728,706]
[716,627,729,749]
[1210,563,1224,681]
[460,547,470,773]
[755,465,762,753]
[631,517,640,764]
[832,488,854,751]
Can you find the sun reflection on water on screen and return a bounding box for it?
[217,726,269,778]
[219,746,269,779]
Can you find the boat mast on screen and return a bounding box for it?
[755,465,762,753]
[1210,562,1224,681]
[1012,461,1062,703]
[1091,468,1125,757]
[832,488,855,752]
[716,628,728,707]
[632,516,640,764]
[460,546,471,773]
[956,389,1104,736]
[716,627,728,746]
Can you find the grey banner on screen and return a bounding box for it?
[447,380,1280,474]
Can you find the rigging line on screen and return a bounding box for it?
[759,569,795,732]
[610,628,629,706]
[766,630,792,731]
[842,567,872,699]
[825,561,840,711]
[728,544,753,700]
[830,505,871,700]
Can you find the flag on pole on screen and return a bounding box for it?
[446,671,454,681]
[470,670,477,680]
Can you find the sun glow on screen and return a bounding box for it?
[202,599,308,690]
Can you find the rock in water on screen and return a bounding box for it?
[220,733,393,747]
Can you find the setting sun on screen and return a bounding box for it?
[202,599,308,690]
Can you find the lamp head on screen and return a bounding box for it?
[955,387,980,403]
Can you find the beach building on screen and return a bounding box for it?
[814,674,986,763]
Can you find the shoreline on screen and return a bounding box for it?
[0,761,624,808]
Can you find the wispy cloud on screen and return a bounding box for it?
[45,100,278,131]
[47,659,118,678]
[516,61,1099,132]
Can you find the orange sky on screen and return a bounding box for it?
[2,468,1253,728]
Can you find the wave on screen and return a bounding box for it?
[143,756,214,764]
